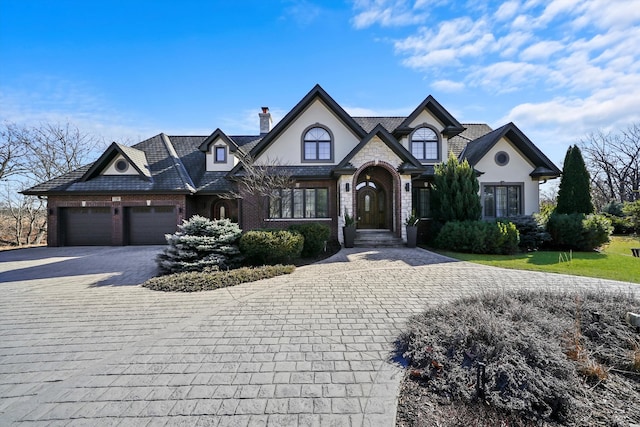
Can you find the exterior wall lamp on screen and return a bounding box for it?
[114,208,119,215]
[345,183,350,192]
[405,182,411,192]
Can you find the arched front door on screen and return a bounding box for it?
[212,200,230,220]
[356,184,385,229]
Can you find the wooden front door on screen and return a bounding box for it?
[357,187,379,228]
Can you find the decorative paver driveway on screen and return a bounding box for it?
[0,246,637,426]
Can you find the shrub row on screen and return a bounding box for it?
[546,213,612,251]
[143,264,295,292]
[239,229,304,265]
[288,223,330,258]
[434,220,519,254]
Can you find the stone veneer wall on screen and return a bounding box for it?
[338,136,414,243]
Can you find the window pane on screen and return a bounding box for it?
[424,141,438,159]
[413,188,430,217]
[293,189,304,218]
[215,146,226,162]
[269,190,281,218]
[483,186,495,217]
[281,190,292,218]
[414,127,437,141]
[318,142,331,159]
[304,142,316,160]
[508,186,521,216]
[411,142,424,159]
[316,189,328,217]
[495,186,508,217]
[364,194,371,212]
[305,189,316,218]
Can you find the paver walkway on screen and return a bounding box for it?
[0,246,637,426]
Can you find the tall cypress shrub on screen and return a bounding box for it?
[556,145,594,214]
[432,153,481,222]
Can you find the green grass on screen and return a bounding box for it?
[432,235,640,284]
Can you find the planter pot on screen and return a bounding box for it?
[343,225,356,248]
[406,225,418,248]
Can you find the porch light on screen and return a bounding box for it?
[405,182,411,192]
[345,183,350,192]
[114,208,119,215]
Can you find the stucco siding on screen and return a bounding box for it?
[205,138,236,171]
[474,137,540,215]
[255,99,360,166]
[102,155,140,175]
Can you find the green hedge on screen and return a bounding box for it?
[143,264,295,292]
[288,223,330,257]
[239,229,304,265]
[547,213,612,251]
[500,215,550,251]
[434,220,519,255]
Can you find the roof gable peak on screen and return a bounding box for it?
[80,141,152,182]
[397,94,465,137]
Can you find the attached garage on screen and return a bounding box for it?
[60,207,112,246]
[125,206,177,245]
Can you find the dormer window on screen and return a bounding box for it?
[410,126,439,161]
[302,126,333,162]
[214,146,227,163]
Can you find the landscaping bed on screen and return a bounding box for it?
[396,289,640,426]
[142,264,295,292]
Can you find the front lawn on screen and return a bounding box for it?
[431,235,640,284]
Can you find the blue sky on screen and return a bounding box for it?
[2,0,640,171]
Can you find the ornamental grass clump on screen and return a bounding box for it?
[143,264,295,292]
[156,215,243,274]
[398,289,640,425]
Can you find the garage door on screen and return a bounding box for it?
[125,206,177,245]
[61,207,112,246]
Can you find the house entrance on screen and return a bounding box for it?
[356,182,385,229]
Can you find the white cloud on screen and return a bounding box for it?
[494,0,520,21]
[519,40,564,61]
[351,0,429,28]
[351,0,640,162]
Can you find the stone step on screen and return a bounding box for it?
[354,230,405,248]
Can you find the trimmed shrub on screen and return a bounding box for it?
[501,215,550,251]
[547,213,612,251]
[240,229,304,265]
[434,220,519,255]
[156,216,243,274]
[289,223,330,257]
[143,264,295,292]
[623,200,640,234]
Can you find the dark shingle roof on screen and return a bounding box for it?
[352,117,405,133]
[448,124,493,157]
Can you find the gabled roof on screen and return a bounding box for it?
[81,142,152,182]
[395,95,465,137]
[461,122,561,178]
[244,84,367,163]
[353,117,405,134]
[334,124,425,175]
[198,128,241,153]
[23,134,200,195]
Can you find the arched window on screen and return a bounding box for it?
[410,126,439,161]
[302,126,332,161]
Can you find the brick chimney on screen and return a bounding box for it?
[259,107,272,135]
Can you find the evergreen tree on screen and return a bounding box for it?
[432,153,481,221]
[556,145,594,214]
[156,216,244,274]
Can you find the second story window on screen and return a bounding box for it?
[410,127,439,161]
[303,126,332,161]
[214,146,227,163]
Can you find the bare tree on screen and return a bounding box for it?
[579,123,640,209]
[227,155,294,228]
[0,122,103,246]
[0,122,28,181]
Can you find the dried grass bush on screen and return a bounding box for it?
[399,289,640,425]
